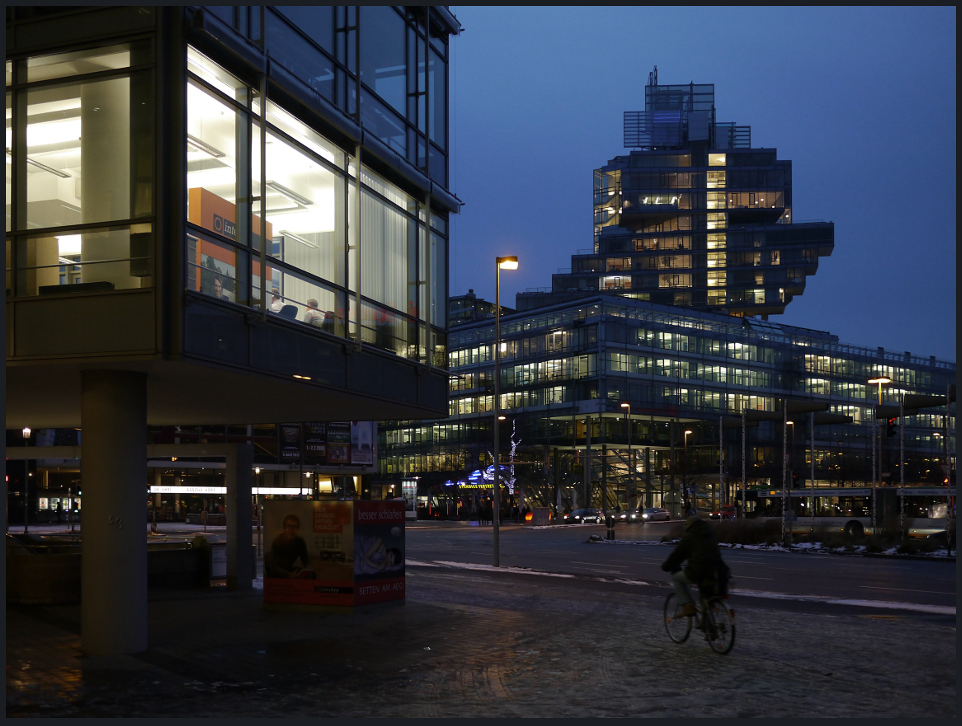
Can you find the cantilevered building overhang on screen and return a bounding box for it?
[5,5,461,655]
[6,7,459,429]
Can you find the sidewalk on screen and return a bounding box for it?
[7,558,956,718]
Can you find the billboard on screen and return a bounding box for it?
[303,422,327,465]
[275,421,376,468]
[353,500,405,605]
[327,422,351,464]
[350,421,374,465]
[263,500,404,608]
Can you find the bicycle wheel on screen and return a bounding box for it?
[705,598,735,654]
[664,592,692,644]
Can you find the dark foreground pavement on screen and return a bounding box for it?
[6,556,957,719]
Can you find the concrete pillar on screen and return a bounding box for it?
[225,443,253,590]
[81,76,134,289]
[80,370,147,655]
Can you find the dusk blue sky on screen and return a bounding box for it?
[445,6,956,363]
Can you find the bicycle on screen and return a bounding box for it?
[664,588,736,655]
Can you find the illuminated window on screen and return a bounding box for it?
[707,170,726,189]
[707,213,727,230]
[707,271,726,287]
[707,192,726,210]
[12,41,154,295]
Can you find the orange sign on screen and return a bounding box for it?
[188,187,273,244]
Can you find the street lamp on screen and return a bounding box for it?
[620,403,632,510]
[493,255,518,567]
[867,376,891,534]
[22,427,31,534]
[683,429,693,516]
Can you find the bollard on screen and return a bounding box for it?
[605,513,615,540]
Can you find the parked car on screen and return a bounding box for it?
[635,507,671,522]
[710,504,736,520]
[562,508,605,524]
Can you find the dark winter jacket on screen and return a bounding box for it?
[661,517,726,587]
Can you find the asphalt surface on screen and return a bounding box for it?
[5,521,958,718]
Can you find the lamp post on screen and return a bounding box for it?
[22,427,31,534]
[683,429,693,516]
[620,403,632,510]
[493,255,518,567]
[255,467,262,556]
[786,420,794,533]
[868,376,891,534]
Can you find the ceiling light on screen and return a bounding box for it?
[186,133,225,158]
[266,180,313,207]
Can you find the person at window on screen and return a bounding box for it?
[270,288,283,313]
[303,299,324,327]
[212,275,231,302]
[266,514,312,578]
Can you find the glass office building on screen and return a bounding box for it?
[381,295,955,514]
[7,7,458,400]
[517,70,834,317]
[5,5,461,654]
[378,70,952,515]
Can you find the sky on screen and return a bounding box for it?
[445,6,957,363]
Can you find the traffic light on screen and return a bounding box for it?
[885,418,897,437]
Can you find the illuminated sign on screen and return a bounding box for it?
[149,486,311,495]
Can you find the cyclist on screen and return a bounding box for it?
[661,515,730,617]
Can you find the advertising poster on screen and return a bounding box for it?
[353,500,405,605]
[350,421,375,465]
[303,422,327,465]
[401,479,417,520]
[278,424,301,464]
[263,500,354,607]
[327,422,350,463]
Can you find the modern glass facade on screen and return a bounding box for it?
[6,7,457,370]
[517,72,834,317]
[380,295,955,513]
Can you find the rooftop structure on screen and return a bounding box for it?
[449,288,514,328]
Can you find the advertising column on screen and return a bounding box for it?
[263,500,354,607]
[353,500,405,605]
[263,499,405,608]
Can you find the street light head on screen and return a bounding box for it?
[498,415,506,421]
[685,430,693,435]
[620,402,630,409]
[497,256,519,270]
[22,427,31,439]
[868,376,892,385]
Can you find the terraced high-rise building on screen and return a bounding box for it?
[517,69,834,317]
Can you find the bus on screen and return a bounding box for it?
[749,486,955,539]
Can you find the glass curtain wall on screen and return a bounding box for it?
[7,41,155,296]
[185,46,446,365]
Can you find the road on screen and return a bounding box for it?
[406,521,957,614]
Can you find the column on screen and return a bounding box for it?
[80,370,147,655]
[225,443,254,591]
[80,76,133,289]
